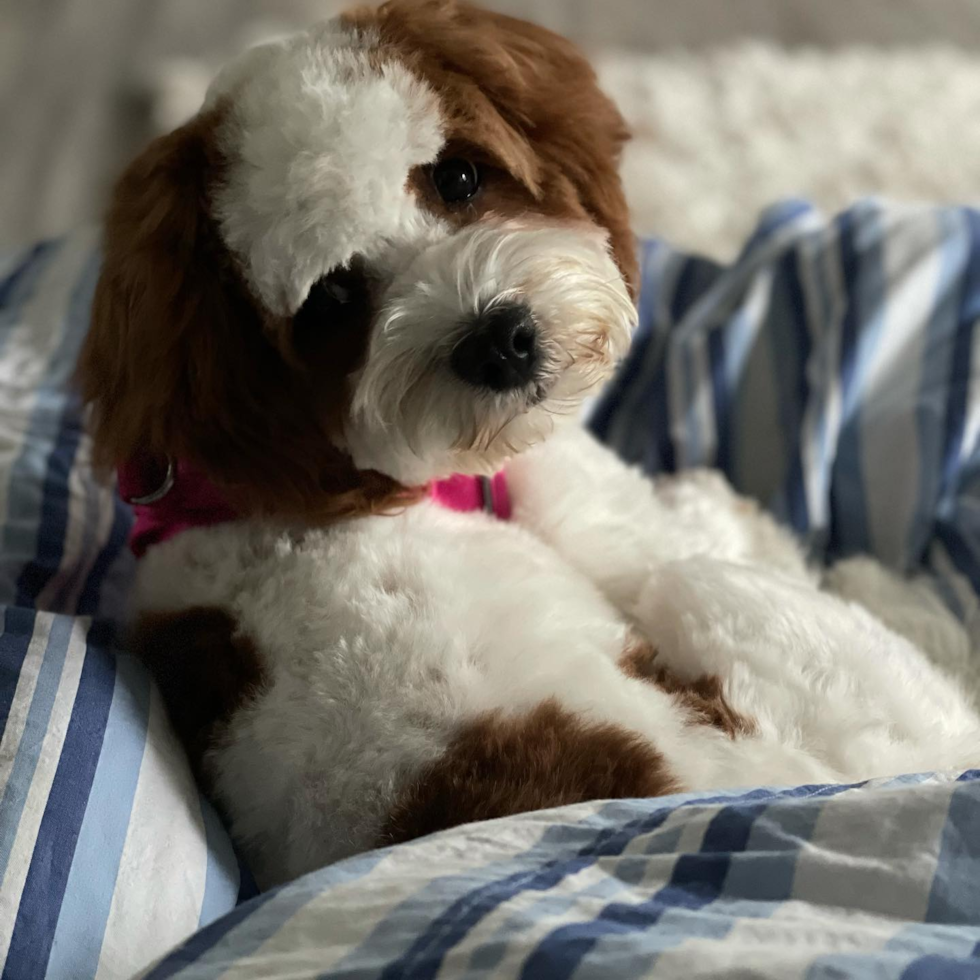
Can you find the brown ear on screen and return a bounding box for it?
[79,109,412,519]
[81,109,248,476]
[475,7,639,296]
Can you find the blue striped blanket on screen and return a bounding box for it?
[592,199,980,630]
[0,233,247,980]
[2,199,980,980]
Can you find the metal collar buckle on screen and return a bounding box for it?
[124,457,176,506]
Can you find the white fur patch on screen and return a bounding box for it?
[345,222,637,484]
[207,20,446,315]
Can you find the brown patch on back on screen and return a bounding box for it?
[621,636,756,739]
[380,698,678,847]
[130,607,266,781]
[76,108,421,525]
[345,0,639,295]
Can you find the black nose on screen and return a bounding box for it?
[451,303,538,392]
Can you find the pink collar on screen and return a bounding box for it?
[428,471,512,521]
[118,458,511,558]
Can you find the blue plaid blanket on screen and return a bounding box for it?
[147,773,980,979]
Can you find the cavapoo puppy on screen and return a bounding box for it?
[79,0,980,887]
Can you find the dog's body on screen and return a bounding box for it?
[78,0,980,888]
[133,426,980,886]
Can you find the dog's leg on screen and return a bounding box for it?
[506,425,811,616]
[824,556,979,704]
[629,556,980,781]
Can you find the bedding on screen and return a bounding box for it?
[0,233,250,980]
[144,772,980,979]
[593,199,980,642]
[1,198,979,979]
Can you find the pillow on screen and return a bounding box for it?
[592,198,980,628]
[0,233,250,980]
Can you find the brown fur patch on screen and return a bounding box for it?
[76,108,421,524]
[130,607,266,781]
[380,698,678,846]
[621,637,756,739]
[345,0,639,295]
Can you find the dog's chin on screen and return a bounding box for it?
[344,379,585,486]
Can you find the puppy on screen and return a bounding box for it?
[78,0,980,887]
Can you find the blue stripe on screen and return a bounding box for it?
[906,210,972,569]
[610,250,685,473]
[14,400,85,608]
[925,782,980,924]
[735,199,816,261]
[802,220,848,561]
[13,250,100,610]
[0,241,73,608]
[519,801,766,980]
[940,211,980,503]
[0,614,74,888]
[75,498,132,618]
[198,794,242,928]
[708,323,729,473]
[934,522,980,597]
[671,256,724,325]
[665,256,727,470]
[148,850,390,980]
[0,242,59,346]
[143,892,284,980]
[44,653,151,980]
[236,852,260,904]
[714,267,774,496]
[0,606,38,737]
[828,203,882,558]
[590,239,661,444]
[2,629,115,980]
[635,253,682,471]
[650,354,675,473]
[772,248,812,532]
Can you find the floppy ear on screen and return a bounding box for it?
[79,109,411,518]
[80,109,269,474]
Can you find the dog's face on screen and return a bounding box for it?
[80,0,637,514]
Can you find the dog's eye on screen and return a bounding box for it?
[432,159,481,204]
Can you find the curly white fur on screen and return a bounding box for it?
[208,20,445,315]
[345,221,636,483]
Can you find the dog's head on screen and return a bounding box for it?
[79,0,637,516]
